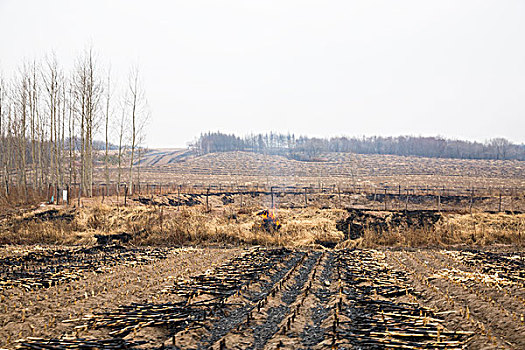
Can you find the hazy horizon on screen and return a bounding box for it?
[2,0,524,148]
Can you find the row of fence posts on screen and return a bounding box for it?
[1,182,523,212]
[45,183,525,212]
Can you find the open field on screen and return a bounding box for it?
[1,246,524,349]
[122,151,525,189]
[90,151,525,213]
[1,152,525,349]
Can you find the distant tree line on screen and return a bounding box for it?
[190,132,525,161]
[0,48,149,201]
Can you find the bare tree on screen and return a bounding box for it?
[0,74,8,197]
[488,138,510,160]
[13,64,31,197]
[43,54,61,201]
[74,48,102,197]
[135,128,148,190]
[126,66,147,195]
[116,104,127,188]
[67,79,75,190]
[104,69,112,187]
[28,60,40,191]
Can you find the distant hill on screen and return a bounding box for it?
[190,132,525,161]
[136,148,194,166]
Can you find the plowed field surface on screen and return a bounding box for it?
[2,246,524,349]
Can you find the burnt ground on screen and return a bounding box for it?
[0,246,242,348]
[336,208,442,239]
[2,246,523,349]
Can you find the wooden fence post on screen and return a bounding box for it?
[206,187,210,212]
[240,191,243,208]
[304,188,308,207]
[469,188,474,214]
[398,185,401,209]
[178,185,181,211]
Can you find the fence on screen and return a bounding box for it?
[1,182,524,212]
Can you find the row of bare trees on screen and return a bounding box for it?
[0,49,148,203]
[191,132,525,161]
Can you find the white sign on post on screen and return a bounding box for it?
[63,190,68,203]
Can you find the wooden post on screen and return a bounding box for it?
[384,188,387,211]
[271,187,274,208]
[304,188,308,207]
[405,189,409,211]
[469,188,474,214]
[206,187,210,212]
[498,191,502,212]
[178,185,181,211]
[124,185,128,206]
[437,190,441,212]
[77,184,81,207]
[240,191,243,208]
[398,185,401,210]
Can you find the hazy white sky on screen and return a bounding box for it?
[1,0,524,147]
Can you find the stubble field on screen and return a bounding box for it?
[1,151,525,349]
[1,245,524,349]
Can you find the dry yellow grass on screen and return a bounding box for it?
[357,211,525,248]
[0,204,346,247]
[1,201,523,248]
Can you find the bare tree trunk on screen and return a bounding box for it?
[80,90,85,198]
[60,80,66,189]
[38,109,45,190]
[5,105,12,197]
[43,55,61,202]
[68,82,74,190]
[0,76,6,197]
[16,67,29,199]
[128,71,138,196]
[117,108,125,187]
[105,71,111,187]
[29,61,39,193]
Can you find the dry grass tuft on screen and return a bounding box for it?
[357,211,525,248]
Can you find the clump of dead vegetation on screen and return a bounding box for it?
[0,204,347,247]
[355,211,525,248]
[1,202,523,248]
